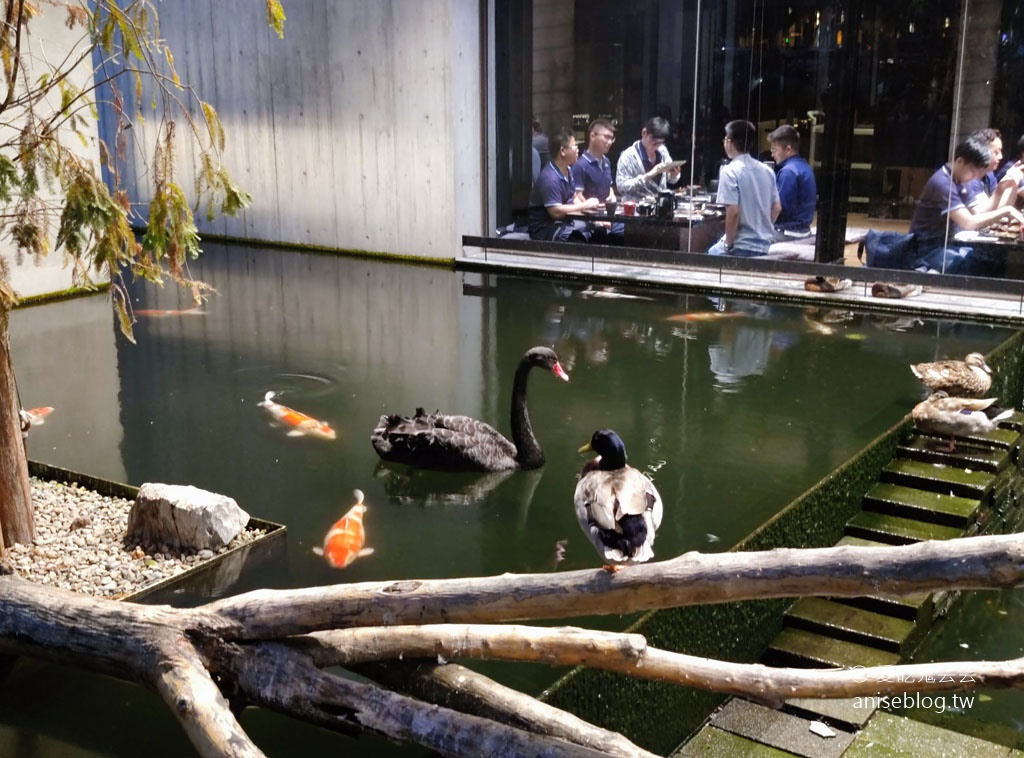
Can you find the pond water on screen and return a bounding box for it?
[3,241,1019,756]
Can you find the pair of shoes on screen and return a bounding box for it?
[804,276,852,293]
[871,282,923,298]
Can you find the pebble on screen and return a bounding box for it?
[1,478,267,599]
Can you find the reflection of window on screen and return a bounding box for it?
[491,0,1024,279]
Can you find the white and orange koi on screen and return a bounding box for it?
[19,406,54,429]
[258,391,336,440]
[313,489,375,569]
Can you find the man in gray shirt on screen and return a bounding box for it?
[708,120,781,257]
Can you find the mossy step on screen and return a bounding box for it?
[998,410,1024,432]
[675,725,801,757]
[763,626,900,669]
[862,482,981,528]
[845,510,965,545]
[880,458,997,499]
[709,698,855,758]
[913,425,1019,451]
[845,711,1012,758]
[897,436,1008,473]
[784,597,916,653]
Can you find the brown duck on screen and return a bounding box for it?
[910,352,992,397]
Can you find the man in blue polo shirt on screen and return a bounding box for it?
[767,124,816,239]
[528,127,601,241]
[571,118,623,243]
[910,133,1024,274]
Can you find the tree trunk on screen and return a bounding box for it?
[0,310,34,551]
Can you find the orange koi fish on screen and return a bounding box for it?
[665,311,745,323]
[313,489,375,568]
[258,391,337,440]
[19,406,54,429]
[134,306,206,318]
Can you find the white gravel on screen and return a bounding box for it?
[1,477,267,598]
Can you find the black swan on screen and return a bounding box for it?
[370,346,569,472]
[575,428,663,568]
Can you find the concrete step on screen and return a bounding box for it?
[845,711,1013,757]
[763,626,900,670]
[784,597,916,654]
[675,725,801,757]
[862,482,981,528]
[708,698,855,758]
[782,697,875,731]
[897,436,1009,473]
[912,424,1019,451]
[880,458,996,499]
[845,510,965,544]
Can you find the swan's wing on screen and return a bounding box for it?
[372,410,517,471]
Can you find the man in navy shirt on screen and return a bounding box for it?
[528,127,601,241]
[910,134,1024,274]
[572,118,623,243]
[767,125,816,239]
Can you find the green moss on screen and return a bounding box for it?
[13,282,110,308]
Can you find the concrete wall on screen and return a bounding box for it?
[95,0,485,261]
[0,5,103,298]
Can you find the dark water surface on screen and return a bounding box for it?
[4,241,1019,755]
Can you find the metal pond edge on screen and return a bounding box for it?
[27,460,287,603]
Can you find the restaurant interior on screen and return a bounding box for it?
[491,0,1024,282]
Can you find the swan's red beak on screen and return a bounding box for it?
[552,362,570,382]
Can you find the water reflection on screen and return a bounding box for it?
[6,242,1020,756]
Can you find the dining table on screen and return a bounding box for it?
[573,201,727,253]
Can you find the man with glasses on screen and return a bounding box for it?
[572,118,623,243]
[527,127,602,242]
[708,120,781,257]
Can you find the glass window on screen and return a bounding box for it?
[492,0,1024,281]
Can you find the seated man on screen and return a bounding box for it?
[910,133,1024,275]
[571,118,623,243]
[615,116,682,202]
[767,124,816,239]
[967,128,1022,215]
[527,127,601,242]
[707,120,781,257]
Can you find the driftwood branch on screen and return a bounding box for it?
[4,533,1024,755]
[360,660,659,758]
[202,533,1024,638]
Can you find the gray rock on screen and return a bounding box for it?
[126,483,250,551]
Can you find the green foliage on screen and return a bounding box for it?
[267,0,287,39]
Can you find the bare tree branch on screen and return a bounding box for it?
[358,659,660,758]
[202,534,1024,638]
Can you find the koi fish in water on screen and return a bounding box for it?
[134,306,206,318]
[19,406,54,429]
[258,391,337,440]
[313,489,375,568]
[665,311,745,323]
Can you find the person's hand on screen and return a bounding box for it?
[581,197,601,211]
[646,164,665,180]
[1003,163,1024,187]
[667,165,682,181]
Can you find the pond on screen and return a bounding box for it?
[3,241,1019,756]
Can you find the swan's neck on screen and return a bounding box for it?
[510,360,544,468]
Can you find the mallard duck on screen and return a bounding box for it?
[371,346,569,472]
[574,429,663,569]
[910,352,992,396]
[911,391,1013,452]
